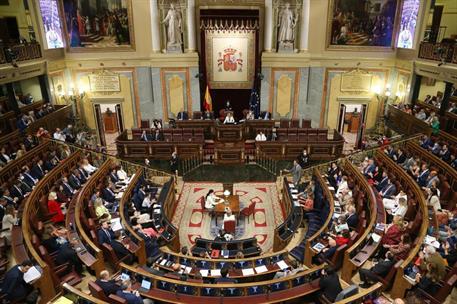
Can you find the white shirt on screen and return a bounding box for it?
[53,132,66,141]
[336,180,348,196]
[223,213,235,223]
[224,116,235,124]
[117,169,128,181]
[142,196,154,208]
[255,134,267,141]
[205,194,219,209]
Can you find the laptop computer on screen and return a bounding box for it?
[137,279,151,293]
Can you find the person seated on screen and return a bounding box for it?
[116,166,128,182]
[318,267,342,302]
[95,270,121,297]
[423,95,432,104]
[419,135,433,149]
[10,180,26,202]
[255,131,267,141]
[439,144,451,162]
[23,135,36,150]
[153,128,163,141]
[205,189,222,210]
[95,198,111,220]
[60,145,72,160]
[21,166,38,188]
[362,159,376,178]
[1,206,16,244]
[299,191,314,212]
[102,183,118,204]
[273,260,305,279]
[36,127,49,138]
[297,149,309,168]
[415,245,447,295]
[223,208,236,230]
[388,234,412,261]
[141,192,156,214]
[379,178,396,198]
[415,109,426,120]
[109,168,119,184]
[203,110,214,120]
[116,279,153,304]
[345,205,358,229]
[260,111,270,120]
[430,142,441,155]
[81,158,97,175]
[426,188,441,212]
[417,164,430,187]
[377,216,406,259]
[224,101,233,112]
[111,231,134,265]
[16,115,30,132]
[140,130,150,141]
[53,128,66,141]
[153,119,162,129]
[392,148,406,164]
[62,125,75,143]
[131,218,160,258]
[320,230,350,260]
[0,260,38,303]
[383,190,407,212]
[223,112,235,124]
[246,110,255,120]
[177,109,189,120]
[48,192,64,225]
[0,147,12,164]
[358,252,396,288]
[424,170,439,189]
[215,266,237,283]
[424,111,436,125]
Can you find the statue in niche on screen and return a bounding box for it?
[162,3,183,52]
[277,2,298,51]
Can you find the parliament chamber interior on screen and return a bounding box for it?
[0,0,456,303]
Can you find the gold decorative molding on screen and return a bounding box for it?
[276,75,292,117]
[197,0,265,6]
[169,75,185,116]
[160,68,191,121]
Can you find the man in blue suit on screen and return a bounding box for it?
[0,260,38,303]
[375,171,389,192]
[379,179,396,198]
[95,270,121,297]
[16,115,30,132]
[20,166,37,188]
[116,279,152,304]
[30,160,46,180]
[102,184,117,204]
[420,136,433,149]
[417,164,430,187]
[97,220,115,246]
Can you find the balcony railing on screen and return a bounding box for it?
[418,41,457,65]
[0,42,42,65]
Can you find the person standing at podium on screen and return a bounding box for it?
[225,100,233,112]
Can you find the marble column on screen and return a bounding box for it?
[264,0,273,51]
[150,0,161,52]
[299,0,310,51]
[187,0,196,51]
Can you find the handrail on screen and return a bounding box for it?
[74,160,113,277]
[21,150,83,303]
[60,283,109,304]
[303,167,335,267]
[119,167,147,264]
[377,151,429,299]
[340,158,382,283]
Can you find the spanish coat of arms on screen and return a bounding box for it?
[217,47,243,72]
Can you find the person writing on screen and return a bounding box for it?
[205,189,222,210]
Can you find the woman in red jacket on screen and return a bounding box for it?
[378,215,406,258]
[48,191,64,224]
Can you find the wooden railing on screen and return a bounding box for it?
[0,42,42,65]
[418,41,457,65]
[59,283,109,304]
[303,167,335,267]
[119,262,325,303]
[334,282,383,304]
[119,168,147,264]
[21,151,83,303]
[377,151,429,299]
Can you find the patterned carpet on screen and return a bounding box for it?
[172,182,284,253]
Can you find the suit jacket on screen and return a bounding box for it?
[0,154,11,164]
[376,176,389,192]
[153,132,163,141]
[111,240,131,260]
[69,175,81,189]
[381,184,396,198]
[110,173,119,183]
[31,164,44,179]
[97,228,115,245]
[421,138,433,149]
[102,188,116,203]
[20,180,32,193]
[78,168,88,183]
[0,205,5,222]
[417,169,430,187]
[115,290,144,304]
[371,259,395,277]
[395,153,406,164]
[363,164,376,176]
[10,185,24,201]
[62,183,75,197]
[177,111,188,120]
[346,213,359,229]
[16,119,28,132]
[319,273,342,302]
[43,160,54,171]
[1,265,31,301]
[95,279,120,296]
[23,138,35,150]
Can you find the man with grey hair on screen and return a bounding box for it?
[95,269,121,296]
[116,279,153,304]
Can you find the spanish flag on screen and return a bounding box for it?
[204,85,212,112]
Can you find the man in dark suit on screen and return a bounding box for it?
[177,110,188,120]
[97,220,116,246]
[1,189,16,206]
[78,166,88,183]
[203,110,214,120]
[111,232,134,265]
[23,135,36,150]
[10,181,25,202]
[318,267,342,302]
[102,184,117,204]
[393,149,406,164]
[0,260,37,303]
[69,171,82,189]
[16,115,30,132]
[346,205,359,230]
[215,266,237,283]
[61,177,76,197]
[417,164,430,187]
[261,111,270,120]
[21,166,37,188]
[153,129,163,141]
[0,199,6,222]
[358,252,395,288]
[297,149,309,169]
[109,169,119,184]
[375,171,389,192]
[31,160,46,180]
[0,147,12,164]
[363,159,376,178]
[379,179,396,198]
[420,136,433,149]
[95,270,121,296]
[116,279,149,304]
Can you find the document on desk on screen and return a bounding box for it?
[276,260,289,270]
[328,186,335,191]
[24,266,42,283]
[110,218,123,232]
[241,268,255,276]
[159,259,168,266]
[255,265,268,274]
[184,267,192,274]
[200,269,209,277]
[211,269,221,277]
[51,296,73,304]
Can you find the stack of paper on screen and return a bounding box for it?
[241,268,255,276]
[424,235,440,249]
[276,260,289,270]
[24,266,41,283]
[371,233,381,243]
[255,265,268,273]
[159,259,168,266]
[211,269,221,277]
[110,218,123,232]
[200,269,209,277]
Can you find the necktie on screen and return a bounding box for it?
[105,229,111,241]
